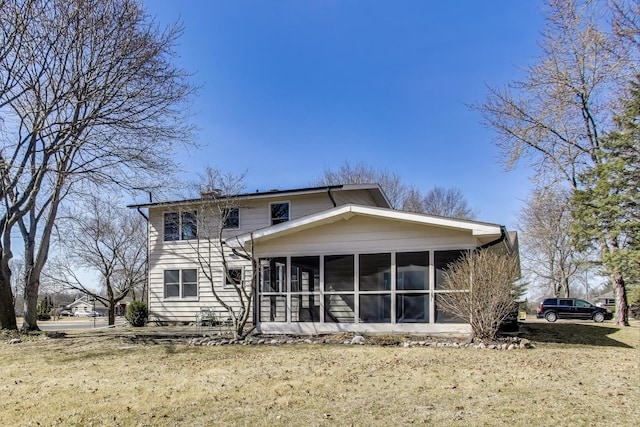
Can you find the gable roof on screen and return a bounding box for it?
[66,295,108,309]
[127,183,391,210]
[227,204,509,248]
[595,291,615,300]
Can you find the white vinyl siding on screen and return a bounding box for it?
[164,269,198,299]
[147,225,251,323]
[144,188,481,331]
[251,216,478,257]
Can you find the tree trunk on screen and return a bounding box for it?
[0,265,17,330]
[108,304,115,326]
[612,273,629,326]
[21,274,40,331]
[562,277,570,297]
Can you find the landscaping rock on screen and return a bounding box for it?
[519,338,532,349]
[145,332,536,351]
[351,335,365,345]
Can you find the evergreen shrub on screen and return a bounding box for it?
[126,301,149,327]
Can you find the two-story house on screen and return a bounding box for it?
[131,183,518,334]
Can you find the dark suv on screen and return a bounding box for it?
[536,298,613,323]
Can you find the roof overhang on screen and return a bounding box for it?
[127,183,391,210]
[227,204,503,248]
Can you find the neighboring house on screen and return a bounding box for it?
[594,291,616,309]
[131,184,519,334]
[115,297,133,317]
[66,295,108,316]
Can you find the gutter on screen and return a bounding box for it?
[477,226,521,279]
[478,226,508,251]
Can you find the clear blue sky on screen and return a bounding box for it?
[144,1,545,229]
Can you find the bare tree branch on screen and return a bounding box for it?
[0,0,195,330]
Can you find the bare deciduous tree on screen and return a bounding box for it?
[474,0,637,323]
[518,187,588,298]
[49,197,147,325]
[192,167,256,338]
[438,250,523,342]
[9,258,24,313]
[476,0,631,186]
[418,186,475,219]
[611,0,640,62]
[0,0,194,330]
[313,161,408,209]
[314,162,476,218]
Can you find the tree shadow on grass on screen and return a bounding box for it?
[521,322,634,348]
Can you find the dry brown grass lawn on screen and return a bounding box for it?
[1,321,638,426]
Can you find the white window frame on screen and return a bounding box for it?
[269,201,290,225]
[163,210,198,241]
[224,267,243,288]
[222,207,240,229]
[164,268,199,299]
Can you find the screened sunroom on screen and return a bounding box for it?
[230,204,517,335]
[257,250,472,333]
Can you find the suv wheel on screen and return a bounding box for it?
[593,312,605,323]
[544,311,557,322]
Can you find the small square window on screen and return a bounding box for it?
[223,208,240,229]
[225,268,243,287]
[270,202,289,225]
[164,269,198,298]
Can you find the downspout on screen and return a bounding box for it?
[478,226,508,251]
[136,207,148,221]
[133,191,152,305]
[477,225,521,280]
[327,187,337,207]
[134,207,149,304]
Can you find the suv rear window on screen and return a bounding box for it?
[543,299,557,305]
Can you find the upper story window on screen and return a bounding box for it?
[164,211,197,241]
[222,207,240,229]
[270,202,289,225]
